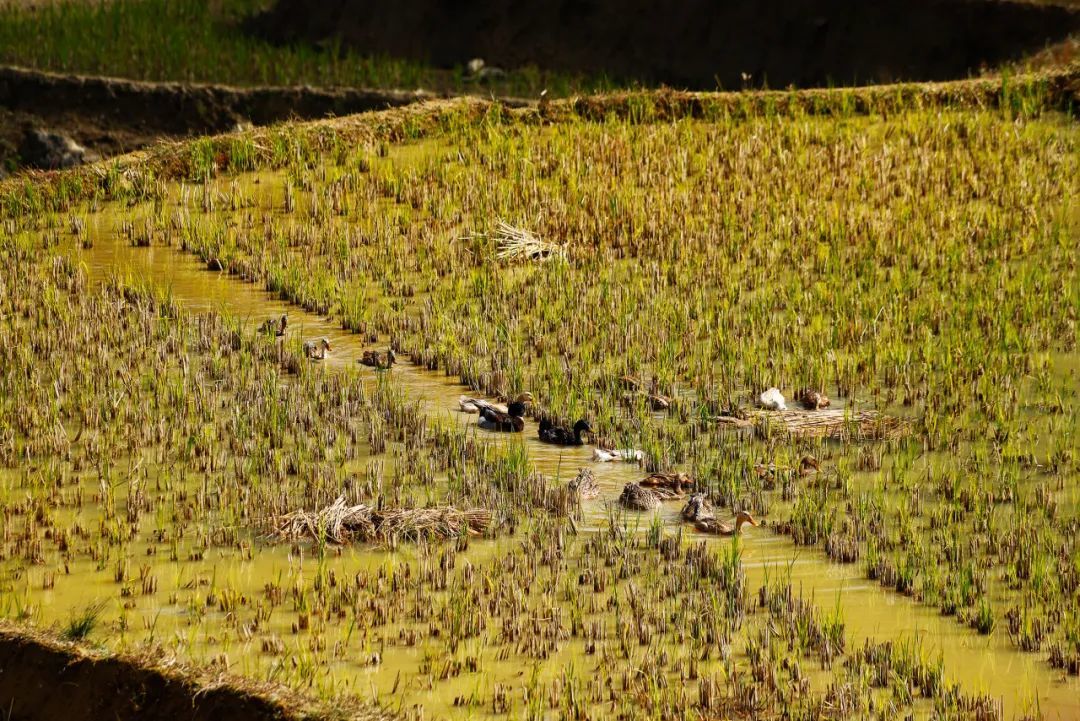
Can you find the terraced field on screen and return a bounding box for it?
[0,76,1077,720]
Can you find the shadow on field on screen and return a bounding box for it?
[253,0,1080,89]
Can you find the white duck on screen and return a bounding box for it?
[759,387,787,411]
[592,447,644,463]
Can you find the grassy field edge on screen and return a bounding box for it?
[0,619,392,721]
[1,64,1076,220]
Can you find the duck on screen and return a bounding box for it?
[759,387,787,411]
[646,377,672,411]
[592,447,643,463]
[755,455,820,487]
[694,510,759,536]
[681,494,759,535]
[623,391,672,411]
[538,418,593,446]
[458,392,534,415]
[680,492,714,522]
[794,388,831,410]
[303,337,332,360]
[618,483,661,511]
[799,454,821,475]
[258,314,287,337]
[639,472,695,495]
[360,349,396,369]
[647,393,672,411]
[618,376,671,411]
[477,400,527,433]
[567,468,600,500]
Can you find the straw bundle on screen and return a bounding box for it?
[270,496,492,544]
[751,409,910,441]
[493,221,565,262]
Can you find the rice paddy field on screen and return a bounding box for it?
[0,77,1078,720]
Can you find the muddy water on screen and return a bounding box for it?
[47,206,1080,719]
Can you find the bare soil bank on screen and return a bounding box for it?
[0,622,388,721]
[0,65,529,171]
[253,0,1080,89]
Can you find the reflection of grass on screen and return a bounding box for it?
[0,0,609,96]
[61,600,108,642]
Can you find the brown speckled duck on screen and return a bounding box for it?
[695,510,759,536]
[639,472,694,495]
[681,493,759,535]
[568,468,600,500]
[618,483,661,511]
[258,314,287,337]
[794,388,831,410]
[360,349,396,369]
[303,337,331,360]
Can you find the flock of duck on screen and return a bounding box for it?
[455,388,764,537]
[266,314,836,537]
[459,393,595,446]
[261,314,398,369]
[571,468,760,536]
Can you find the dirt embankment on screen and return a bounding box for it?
[0,65,529,172]
[254,0,1080,89]
[0,622,389,721]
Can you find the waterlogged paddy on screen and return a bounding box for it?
[2,110,1079,720]
[6,189,1072,717]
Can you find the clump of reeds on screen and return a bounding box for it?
[60,600,108,641]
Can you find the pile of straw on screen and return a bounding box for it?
[750,409,910,441]
[493,221,564,262]
[270,496,492,544]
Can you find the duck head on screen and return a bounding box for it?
[514,392,535,406]
[735,510,759,532]
[573,419,593,437]
[320,337,332,351]
[280,314,288,330]
[387,349,397,365]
